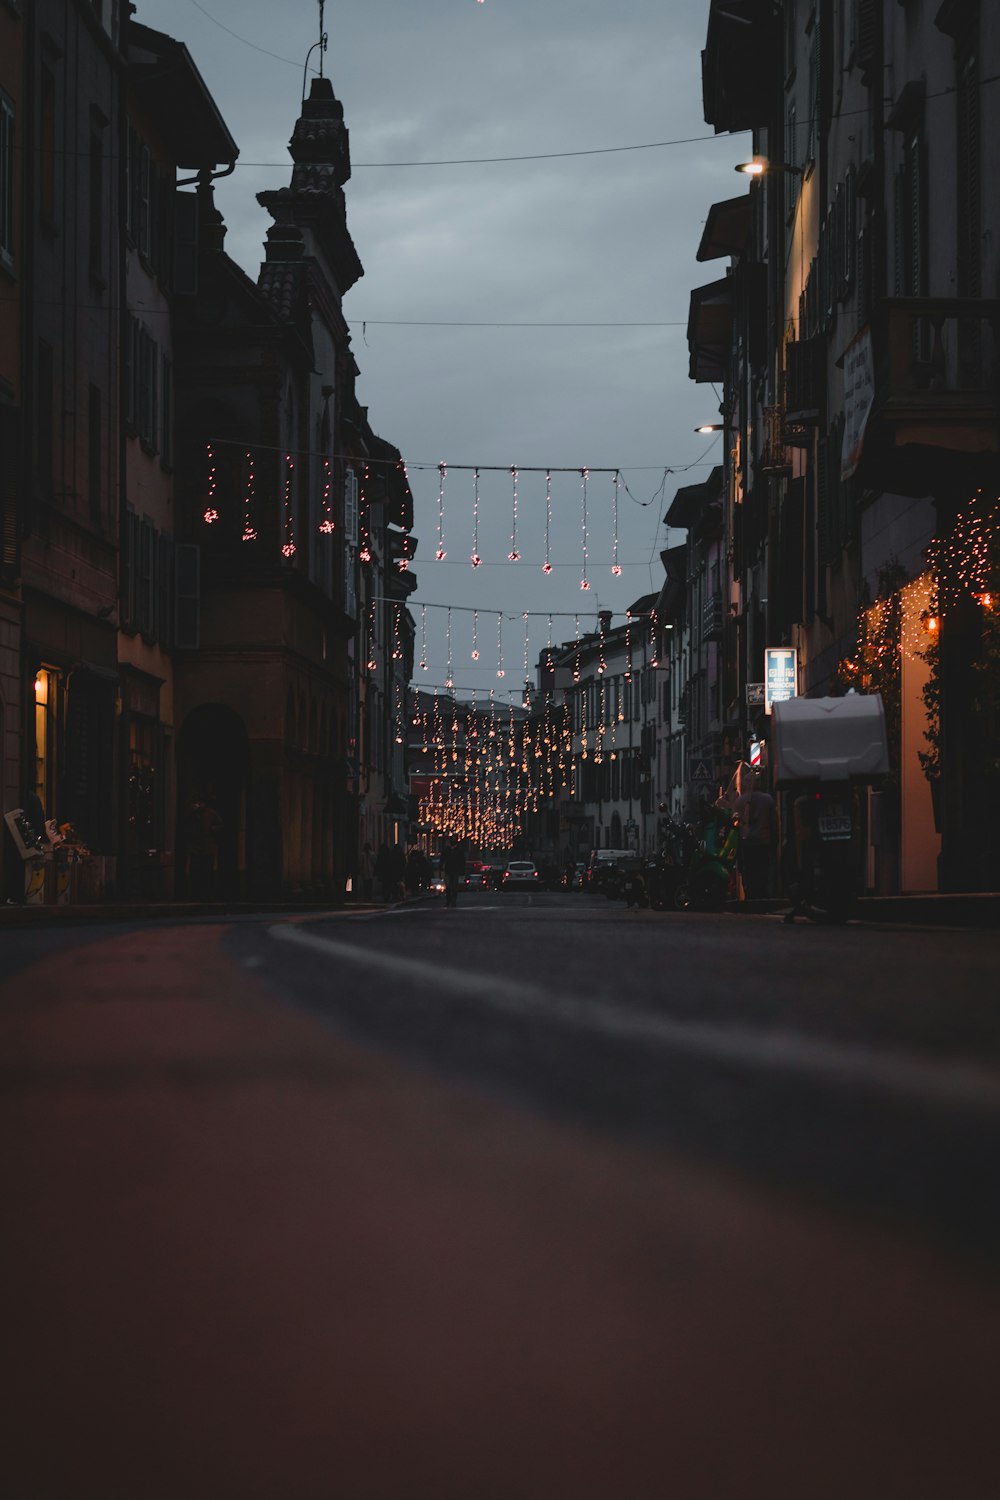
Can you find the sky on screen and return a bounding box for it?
[135,0,749,693]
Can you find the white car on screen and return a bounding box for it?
[503,860,539,889]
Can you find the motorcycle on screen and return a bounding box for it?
[771,692,889,924]
[667,805,740,912]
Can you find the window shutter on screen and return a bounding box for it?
[856,0,877,70]
[158,534,174,647]
[174,543,201,649]
[344,468,358,544]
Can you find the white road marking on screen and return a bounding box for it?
[268,923,1000,1116]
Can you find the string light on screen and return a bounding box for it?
[543,470,553,574]
[319,456,335,535]
[471,610,480,660]
[445,607,454,689]
[508,465,520,561]
[611,470,622,575]
[241,450,257,541]
[281,453,296,557]
[358,463,372,562]
[471,467,481,567]
[435,461,447,560]
[580,467,590,589]
[203,443,219,524]
[419,604,428,671]
[497,613,505,678]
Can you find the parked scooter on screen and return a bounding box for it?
[771,693,889,923]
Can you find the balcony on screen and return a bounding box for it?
[873,297,999,451]
[863,298,1000,492]
[758,405,792,475]
[702,593,724,640]
[784,336,824,433]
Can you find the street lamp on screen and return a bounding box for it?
[694,423,724,433]
[735,156,803,177]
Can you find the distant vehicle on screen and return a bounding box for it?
[502,860,540,889]
[584,849,633,894]
[462,861,491,890]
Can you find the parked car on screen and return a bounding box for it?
[462,861,491,890]
[502,860,540,889]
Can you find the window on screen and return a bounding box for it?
[160,354,172,469]
[0,91,14,267]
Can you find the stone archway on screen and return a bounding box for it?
[176,703,249,898]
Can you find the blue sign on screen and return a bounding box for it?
[764,648,797,712]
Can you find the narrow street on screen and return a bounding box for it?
[2,897,999,1499]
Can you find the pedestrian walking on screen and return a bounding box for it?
[440,836,466,908]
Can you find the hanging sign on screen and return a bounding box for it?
[764,648,797,712]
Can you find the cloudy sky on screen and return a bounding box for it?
[136,0,748,691]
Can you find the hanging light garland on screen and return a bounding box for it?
[445,606,454,689]
[281,453,296,557]
[496,612,505,678]
[203,443,219,524]
[418,603,428,672]
[580,467,590,589]
[435,461,447,560]
[359,463,372,563]
[319,456,335,535]
[241,451,257,541]
[611,470,622,575]
[542,470,553,575]
[508,465,520,561]
[471,610,480,661]
[471,468,481,567]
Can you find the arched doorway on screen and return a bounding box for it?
[176,704,249,898]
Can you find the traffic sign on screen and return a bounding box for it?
[688,757,715,785]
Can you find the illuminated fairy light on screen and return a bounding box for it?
[435,461,447,560]
[580,467,590,589]
[496,613,506,678]
[597,612,606,676]
[397,458,412,572]
[471,610,480,660]
[392,601,403,662]
[508,465,521,561]
[367,596,378,672]
[649,605,660,668]
[542,469,553,574]
[522,611,531,690]
[445,607,454,689]
[419,604,428,671]
[624,610,633,681]
[281,453,296,557]
[241,451,257,541]
[573,616,581,682]
[203,443,219,524]
[471,467,481,567]
[546,613,554,670]
[611,471,622,575]
[319,456,335,535]
[359,464,372,562]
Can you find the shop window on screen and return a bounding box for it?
[33,667,60,819]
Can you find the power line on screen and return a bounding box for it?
[352,319,685,329]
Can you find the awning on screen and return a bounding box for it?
[687,279,733,382]
[666,467,723,530]
[696,195,752,263]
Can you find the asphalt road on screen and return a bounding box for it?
[232,890,1000,1260]
[4,894,1000,1498]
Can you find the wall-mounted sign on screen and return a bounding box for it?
[688,756,716,786]
[746,682,765,706]
[764,648,797,713]
[841,327,874,480]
